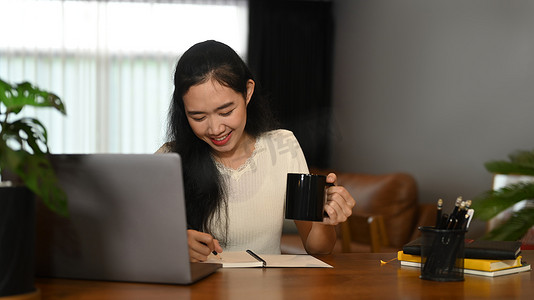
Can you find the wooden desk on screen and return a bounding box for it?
[36,251,533,299]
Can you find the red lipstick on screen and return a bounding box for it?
[211,132,232,146]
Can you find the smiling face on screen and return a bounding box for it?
[183,78,255,161]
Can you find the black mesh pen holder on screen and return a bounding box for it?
[419,226,466,282]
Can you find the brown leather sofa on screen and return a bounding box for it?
[281,170,436,254]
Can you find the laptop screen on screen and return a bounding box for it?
[35,153,219,284]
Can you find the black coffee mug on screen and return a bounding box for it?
[285,173,333,221]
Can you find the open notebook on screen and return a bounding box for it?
[203,250,333,268]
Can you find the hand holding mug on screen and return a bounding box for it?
[321,173,355,225]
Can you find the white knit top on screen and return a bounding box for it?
[210,129,309,254]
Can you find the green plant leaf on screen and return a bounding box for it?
[484,161,534,176]
[480,207,534,241]
[0,142,24,176]
[0,79,66,115]
[1,117,49,154]
[26,154,68,216]
[471,182,534,220]
[2,147,68,216]
[508,149,534,169]
[1,77,68,216]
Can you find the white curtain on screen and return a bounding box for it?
[0,0,249,154]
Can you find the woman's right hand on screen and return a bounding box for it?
[187,229,223,262]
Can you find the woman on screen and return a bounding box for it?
[158,40,355,262]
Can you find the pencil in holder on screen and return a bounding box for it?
[418,226,466,282]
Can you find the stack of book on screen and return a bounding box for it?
[399,239,531,277]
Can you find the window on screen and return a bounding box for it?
[0,0,249,153]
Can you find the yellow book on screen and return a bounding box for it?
[397,251,522,271]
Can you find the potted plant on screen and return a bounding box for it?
[471,149,534,242]
[0,78,67,298]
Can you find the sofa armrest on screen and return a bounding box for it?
[341,212,389,253]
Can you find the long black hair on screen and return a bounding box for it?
[168,40,277,241]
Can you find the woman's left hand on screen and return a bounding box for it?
[322,173,355,225]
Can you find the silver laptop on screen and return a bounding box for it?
[35,153,221,284]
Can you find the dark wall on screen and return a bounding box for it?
[331,0,534,238]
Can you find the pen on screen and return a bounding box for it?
[198,240,221,260]
[188,223,221,260]
[435,198,443,228]
[246,249,266,267]
[452,201,467,229]
[464,199,472,210]
[211,250,222,260]
[449,201,466,229]
[446,197,462,229]
[455,211,469,230]
[450,197,462,217]
[439,213,449,229]
[465,208,474,229]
